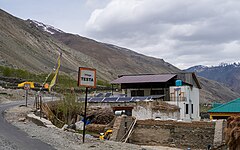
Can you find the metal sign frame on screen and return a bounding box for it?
[24,83,31,90]
[78,67,96,88]
[77,67,96,143]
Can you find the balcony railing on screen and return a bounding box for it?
[169,97,187,102]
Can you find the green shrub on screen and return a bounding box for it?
[55,93,83,125]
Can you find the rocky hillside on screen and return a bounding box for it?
[26,20,180,79]
[0,9,83,75]
[199,77,240,103]
[186,63,240,93]
[1,9,239,103]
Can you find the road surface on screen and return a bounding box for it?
[0,101,55,150]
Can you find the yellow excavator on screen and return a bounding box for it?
[99,129,113,140]
[17,82,35,89]
[18,82,49,90]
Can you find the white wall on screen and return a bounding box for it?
[132,104,179,120]
[190,87,200,120]
[169,86,200,121]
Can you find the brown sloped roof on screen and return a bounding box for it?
[111,74,177,84]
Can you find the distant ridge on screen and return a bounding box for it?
[185,63,240,93]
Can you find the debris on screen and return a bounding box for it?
[75,121,84,130]
[68,123,76,130]
[87,108,114,125]
[86,124,107,133]
[61,124,68,130]
[18,117,26,122]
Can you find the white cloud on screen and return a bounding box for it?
[85,0,240,69]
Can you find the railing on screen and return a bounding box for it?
[169,97,187,102]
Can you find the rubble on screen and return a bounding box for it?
[75,121,84,130]
[18,117,26,122]
[87,107,115,125]
[86,124,107,133]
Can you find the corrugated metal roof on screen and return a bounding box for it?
[208,98,240,113]
[111,74,177,84]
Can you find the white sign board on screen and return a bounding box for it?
[78,67,96,88]
[24,83,31,90]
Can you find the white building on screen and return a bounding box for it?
[111,73,201,121]
[168,85,200,121]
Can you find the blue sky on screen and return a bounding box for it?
[1,0,240,69]
[0,0,109,34]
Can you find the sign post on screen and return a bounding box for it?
[78,67,96,143]
[24,83,31,107]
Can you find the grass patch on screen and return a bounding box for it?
[200,104,212,113]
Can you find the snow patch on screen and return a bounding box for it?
[30,20,64,34]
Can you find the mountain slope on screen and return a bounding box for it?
[186,63,240,93]
[0,9,90,75]
[199,77,240,103]
[52,32,179,74]
[27,19,180,79]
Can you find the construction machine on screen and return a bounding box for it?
[99,129,113,140]
[18,81,35,89]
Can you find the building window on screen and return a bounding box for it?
[150,90,164,95]
[191,104,193,114]
[131,90,144,96]
[186,104,189,114]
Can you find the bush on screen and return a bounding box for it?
[56,93,83,125]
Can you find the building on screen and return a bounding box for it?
[88,99,180,120]
[208,98,240,120]
[111,73,201,121]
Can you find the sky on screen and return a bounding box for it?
[1,0,240,69]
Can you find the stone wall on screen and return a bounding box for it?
[129,120,215,149]
[110,115,135,142]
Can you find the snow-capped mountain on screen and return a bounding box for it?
[185,63,240,93]
[185,65,208,73]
